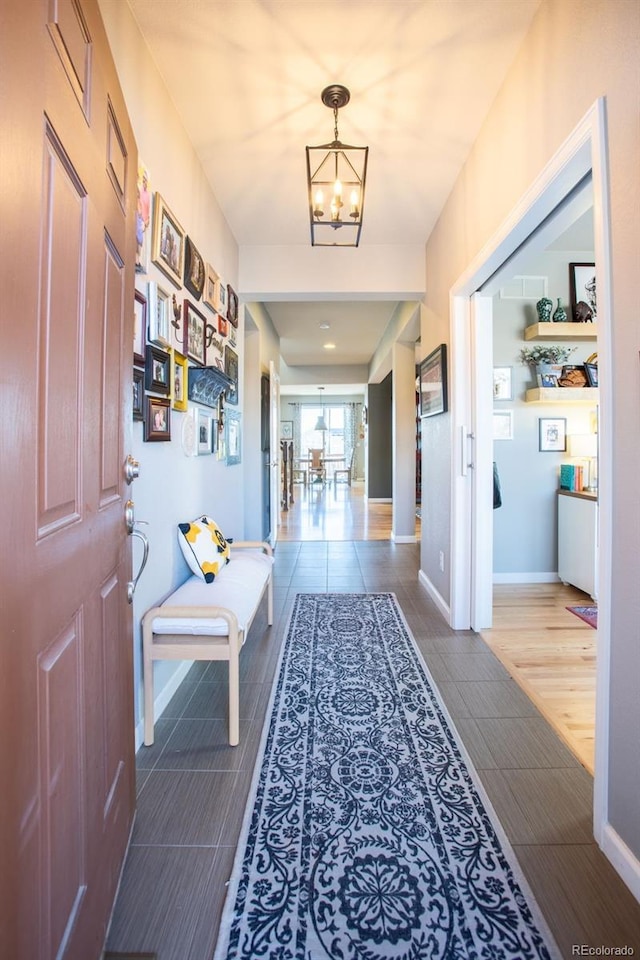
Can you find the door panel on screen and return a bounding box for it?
[1,1,137,957]
[269,360,281,547]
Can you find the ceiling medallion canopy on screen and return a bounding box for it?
[306,84,368,248]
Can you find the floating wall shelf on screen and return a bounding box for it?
[524,322,598,341]
[525,387,599,404]
[187,365,234,408]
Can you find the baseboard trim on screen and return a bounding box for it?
[368,497,392,503]
[134,660,191,752]
[392,533,417,544]
[600,821,640,903]
[493,572,560,584]
[418,568,451,624]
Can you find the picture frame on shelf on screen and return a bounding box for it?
[133,366,144,421]
[584,360,598,387]
[539,417,567,452]
[569,262,597,322]
[224,345,238,404]
[227,284,238,327]
[172,351,188,411]
[197,408,213,455]
[133,288,147,365]
[147,281,170,346]
[226,409,241,465]
[202,263,218,312]
[419,344,448,417]
[183,236,205,300]
[144,396,171,442]
[281,420,293,441]
[493,410,513,441]
[184,300,207,365]
[151,193,185,288]
[145,344,171,395]
[493,366,512,401]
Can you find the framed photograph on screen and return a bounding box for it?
[218,313,229,338]
[133,288,147,364]
[132,366,144,421]
[493,410,513,441]
[145,344,170,395]
[224,345,239,405]
[584,361,598,387]
[172,351,188,411]
[226,409,241,465]
[184,236,205,300]
[419,344,448,417]
[281,420,293,441]
[569,262,597,322]
[539,417,567,452]
[493,366,512,401]
[151,192,185,288]
[540,372,559,387]
[135,161,151,275]
[144,396,171,442]
[203,263,218,312]
[184,300,207,365]
[227,284,238,327]
[147,281,170,346]
[196,408,213,455]
[214,276,227,315]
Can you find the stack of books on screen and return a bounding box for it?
[560,463,586,492]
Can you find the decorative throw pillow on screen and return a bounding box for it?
[177,516,230,582]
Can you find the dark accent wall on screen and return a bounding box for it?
[367,373,392,498]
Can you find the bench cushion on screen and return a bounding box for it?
[152,550,273,637]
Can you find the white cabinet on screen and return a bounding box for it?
[557,491,598,599]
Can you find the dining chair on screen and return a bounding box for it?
[308,448,326,484]
[334,447,355,486]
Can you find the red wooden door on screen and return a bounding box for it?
[0,1,137,956]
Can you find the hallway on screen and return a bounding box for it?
[107,536,640,957]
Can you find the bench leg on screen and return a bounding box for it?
[228,632,240,747]
[143,638,155,746]
[267,575,273,626]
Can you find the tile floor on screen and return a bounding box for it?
[106,541,640,959]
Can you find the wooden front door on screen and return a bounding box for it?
[0,1,137,957]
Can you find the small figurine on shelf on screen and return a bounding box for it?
[552,298,568,322]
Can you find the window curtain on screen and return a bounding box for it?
[344,402,358,464]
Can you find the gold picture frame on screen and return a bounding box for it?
[172,351,188,411]
[151,192,185,288]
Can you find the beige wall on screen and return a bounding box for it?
[421,0,640,870]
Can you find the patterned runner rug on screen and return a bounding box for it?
[567,604,598,629]
[214,593,559,960]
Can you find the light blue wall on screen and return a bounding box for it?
[492,250,596,578]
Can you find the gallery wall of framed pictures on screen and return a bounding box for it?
[133,173,241,451]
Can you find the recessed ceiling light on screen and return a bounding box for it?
[324,342,336,350]
[319,322,331,330]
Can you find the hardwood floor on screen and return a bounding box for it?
[481,584,596,774]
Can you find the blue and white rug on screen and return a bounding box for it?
[214,593,559,960]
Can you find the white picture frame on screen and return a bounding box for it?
[196,408,213,455]
[493,410,513,441]
[147,281,170,347]
[493,366,513,401]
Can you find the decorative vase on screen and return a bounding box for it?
[552,298,568,323]
[536,297,553,323]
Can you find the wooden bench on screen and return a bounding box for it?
[142,542,273,747]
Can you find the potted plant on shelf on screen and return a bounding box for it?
[519,344,576,386]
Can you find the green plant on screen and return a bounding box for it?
[519,344,576,365]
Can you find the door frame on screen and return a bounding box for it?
[449,98,613,847]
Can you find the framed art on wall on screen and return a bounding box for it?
[147,281,170,346]
[214,276,227,316]
[226,409,241,465]
[135,161,151,275]
[133,288,147,364]
[145,344,171,395]
[133,366,144,421]
[172,351,188,411]
[151,192,185,288]
[281,420,293,441]
[144,396,171,441]
[419,344,448,417]
[224,345,238,404]
[184,300,207,365]
[227,284,238,327]
[493,410,513,440]
[539,417,566,452]
[197,409,213,455]
[203,263,218,312]
[184,236,205,300]
[493,366,513,400]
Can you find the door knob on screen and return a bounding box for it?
[124,454,140,484]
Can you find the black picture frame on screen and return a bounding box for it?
[144,344,170,395]
[224,345,238,404]
[184,300,207,365]
[569,262,597,322]
[133,366,144,421]
[184,236,205,300]
[419,344,448,417]
[227,284,238,327]
[144,396,171,442]
[584,362,598,387]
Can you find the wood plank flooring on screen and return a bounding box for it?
[481,583,596,774]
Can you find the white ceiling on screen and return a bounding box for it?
[123,0,542,381]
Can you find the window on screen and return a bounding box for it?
[300,405,345,456]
